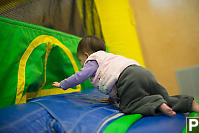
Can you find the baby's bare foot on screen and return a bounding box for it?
[192,101,199,113]
[159,103,176,117]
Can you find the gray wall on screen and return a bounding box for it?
[176,65,199,100]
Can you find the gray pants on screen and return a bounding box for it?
[116,65,194,116]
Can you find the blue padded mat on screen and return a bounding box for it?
[127,114,186,133]
[0,88,186,133]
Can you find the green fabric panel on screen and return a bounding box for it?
[0,16,93,108]
[24,44,46,94]
[182,99,199,133]
[103,114,142,133]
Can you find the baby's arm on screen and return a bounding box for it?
[52,61,98,90]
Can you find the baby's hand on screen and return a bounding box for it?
[52,82,61,88]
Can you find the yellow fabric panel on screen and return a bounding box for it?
[94,0,145,66]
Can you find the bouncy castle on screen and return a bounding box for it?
[0,0,199,133]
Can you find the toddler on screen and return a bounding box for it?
[52,36,199,116]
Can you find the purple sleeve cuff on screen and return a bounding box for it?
[60,60,98,90]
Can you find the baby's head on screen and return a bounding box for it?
[77,36,106,66]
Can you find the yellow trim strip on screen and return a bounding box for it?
[26,88,79,99]
[16,35,81,104]
[27,42,53,99]
[40,42,53,91]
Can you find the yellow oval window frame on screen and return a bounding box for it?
[16,35,81,104]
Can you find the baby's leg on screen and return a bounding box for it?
[116,65,173,116]
[192,100,199,113]
[159,103,176,116]
[119,94,171,116]
[151,83,194,113]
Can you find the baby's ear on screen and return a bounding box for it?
[84,52,90,57]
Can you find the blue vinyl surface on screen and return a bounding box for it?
[0,88,186,133]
